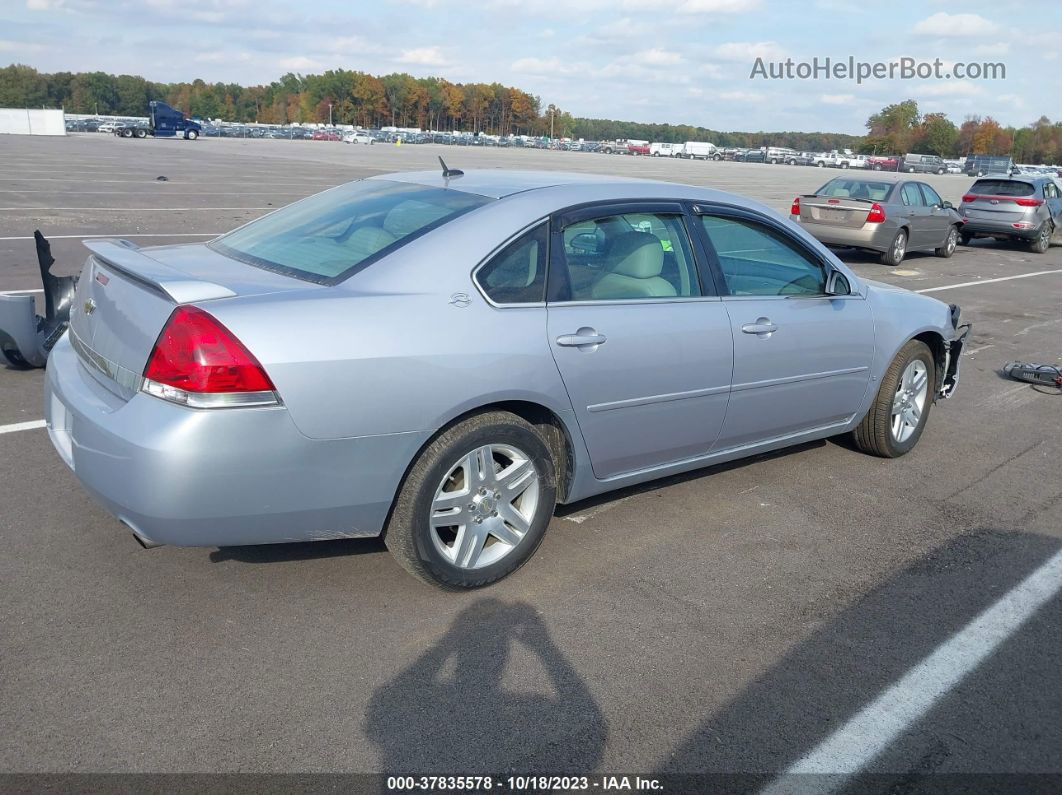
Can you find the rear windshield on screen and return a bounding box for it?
[816,179,893,202]
[970,180,1036,197]
[210,179,493,283]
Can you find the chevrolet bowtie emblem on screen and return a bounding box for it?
[84,299,96,315]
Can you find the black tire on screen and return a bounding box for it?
[936,168,945,175]
[873,165,882,171]
[134,128,148,139]
[1029,221,1053,254]
[121,128,133,138]
[881,229,907,266]
[935,225,959,258]
[959,232,973,245]
[186,129,198,140]
[385,411,557,590]
[853,339,935,458]
[816,161,825,167]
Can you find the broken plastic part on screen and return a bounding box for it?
[0,230,77,368]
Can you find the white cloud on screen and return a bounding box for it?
[677,0,762,12]
[396,46,449,66]
[820,93,855,105]
[511,56,578,75]
[26,0,65,9]
[913,12,999,37]
[0,39,47,53]
[911,81,983,97]
[278,55,323,71]
[630,48,683,66]
[714,41,785,61]
[718,90,764,102]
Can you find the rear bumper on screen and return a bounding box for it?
[959,217,1040,239]
[44,334,427,547]
[792,217,893,251]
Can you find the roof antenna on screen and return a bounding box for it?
[439,156,464,179]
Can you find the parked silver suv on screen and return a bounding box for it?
[958,177,1062,253]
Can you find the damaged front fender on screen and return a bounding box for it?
[0,231,77,368]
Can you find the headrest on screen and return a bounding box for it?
[608,231,664,279]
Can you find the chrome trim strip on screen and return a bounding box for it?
[587,384,730,413]
[69,327,143,394]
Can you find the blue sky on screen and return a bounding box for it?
[3,0,1059,133]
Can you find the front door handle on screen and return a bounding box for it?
[556,329,607,347]
[741,319,778,336]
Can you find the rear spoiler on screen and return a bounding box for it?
[83,239,236,303]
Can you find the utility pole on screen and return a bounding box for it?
[328,102,333,126]
[550,107,554,141]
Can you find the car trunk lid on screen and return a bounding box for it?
[799,196,876,229]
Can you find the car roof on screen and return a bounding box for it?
[370,169,666,200]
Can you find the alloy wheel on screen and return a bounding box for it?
[429,444,541,570]
[891,360,929,443]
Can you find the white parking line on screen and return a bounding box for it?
[0,419,47,435]
[761,545,1062,794]
[916,269,1062,294]
[0,233,220,241]
[0,289,43,295]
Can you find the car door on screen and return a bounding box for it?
[918,182,953,246]
[898,181,931,247]
[1043,180,1062,233]
[546,202,734,479]
[692,205,874,450]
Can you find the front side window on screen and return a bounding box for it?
[558,212,700,301]
[210,179,493,283]
[700,215,826,297]
[476,223,547,304]
[920,184,944,206]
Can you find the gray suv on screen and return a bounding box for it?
[902,153,947,175]
[958,177,1062,253]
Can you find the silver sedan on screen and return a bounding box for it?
[792,176,964,265]
[41,168,970,588]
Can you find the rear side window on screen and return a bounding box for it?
[476,223,547,304]
[210,180,493,283]
[970,180,1036,197]
[901,183,925,206]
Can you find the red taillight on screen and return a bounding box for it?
[1015,198,1043,207]
[143,306,275,395]
[790,196,800,215]
[961,194,976,203]
[866,203,886,224]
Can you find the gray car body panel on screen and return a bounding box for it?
[43,170,964,547]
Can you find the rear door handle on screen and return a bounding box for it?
[741,319,777,336]
[556,330,607,347]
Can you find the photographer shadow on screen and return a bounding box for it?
[365,598,606,774]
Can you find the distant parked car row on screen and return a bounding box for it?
[792,173,1061,266]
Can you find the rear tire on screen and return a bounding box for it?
[385,411,557,590]
[1029,221,1053,253]
[853,340,935,458]
[881,229,907,266]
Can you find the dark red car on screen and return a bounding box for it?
[626,143,650,156]
[311,130,340,141]
[867,155,900,171]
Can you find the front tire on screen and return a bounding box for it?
[853,340,934,458]
[385,411,557,589]
[185,129,198,140]
[881,229,907,266]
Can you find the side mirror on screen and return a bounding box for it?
[826,270,851,296]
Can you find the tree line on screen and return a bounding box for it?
[1,64,1059,162]
[862,99,1061,164]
